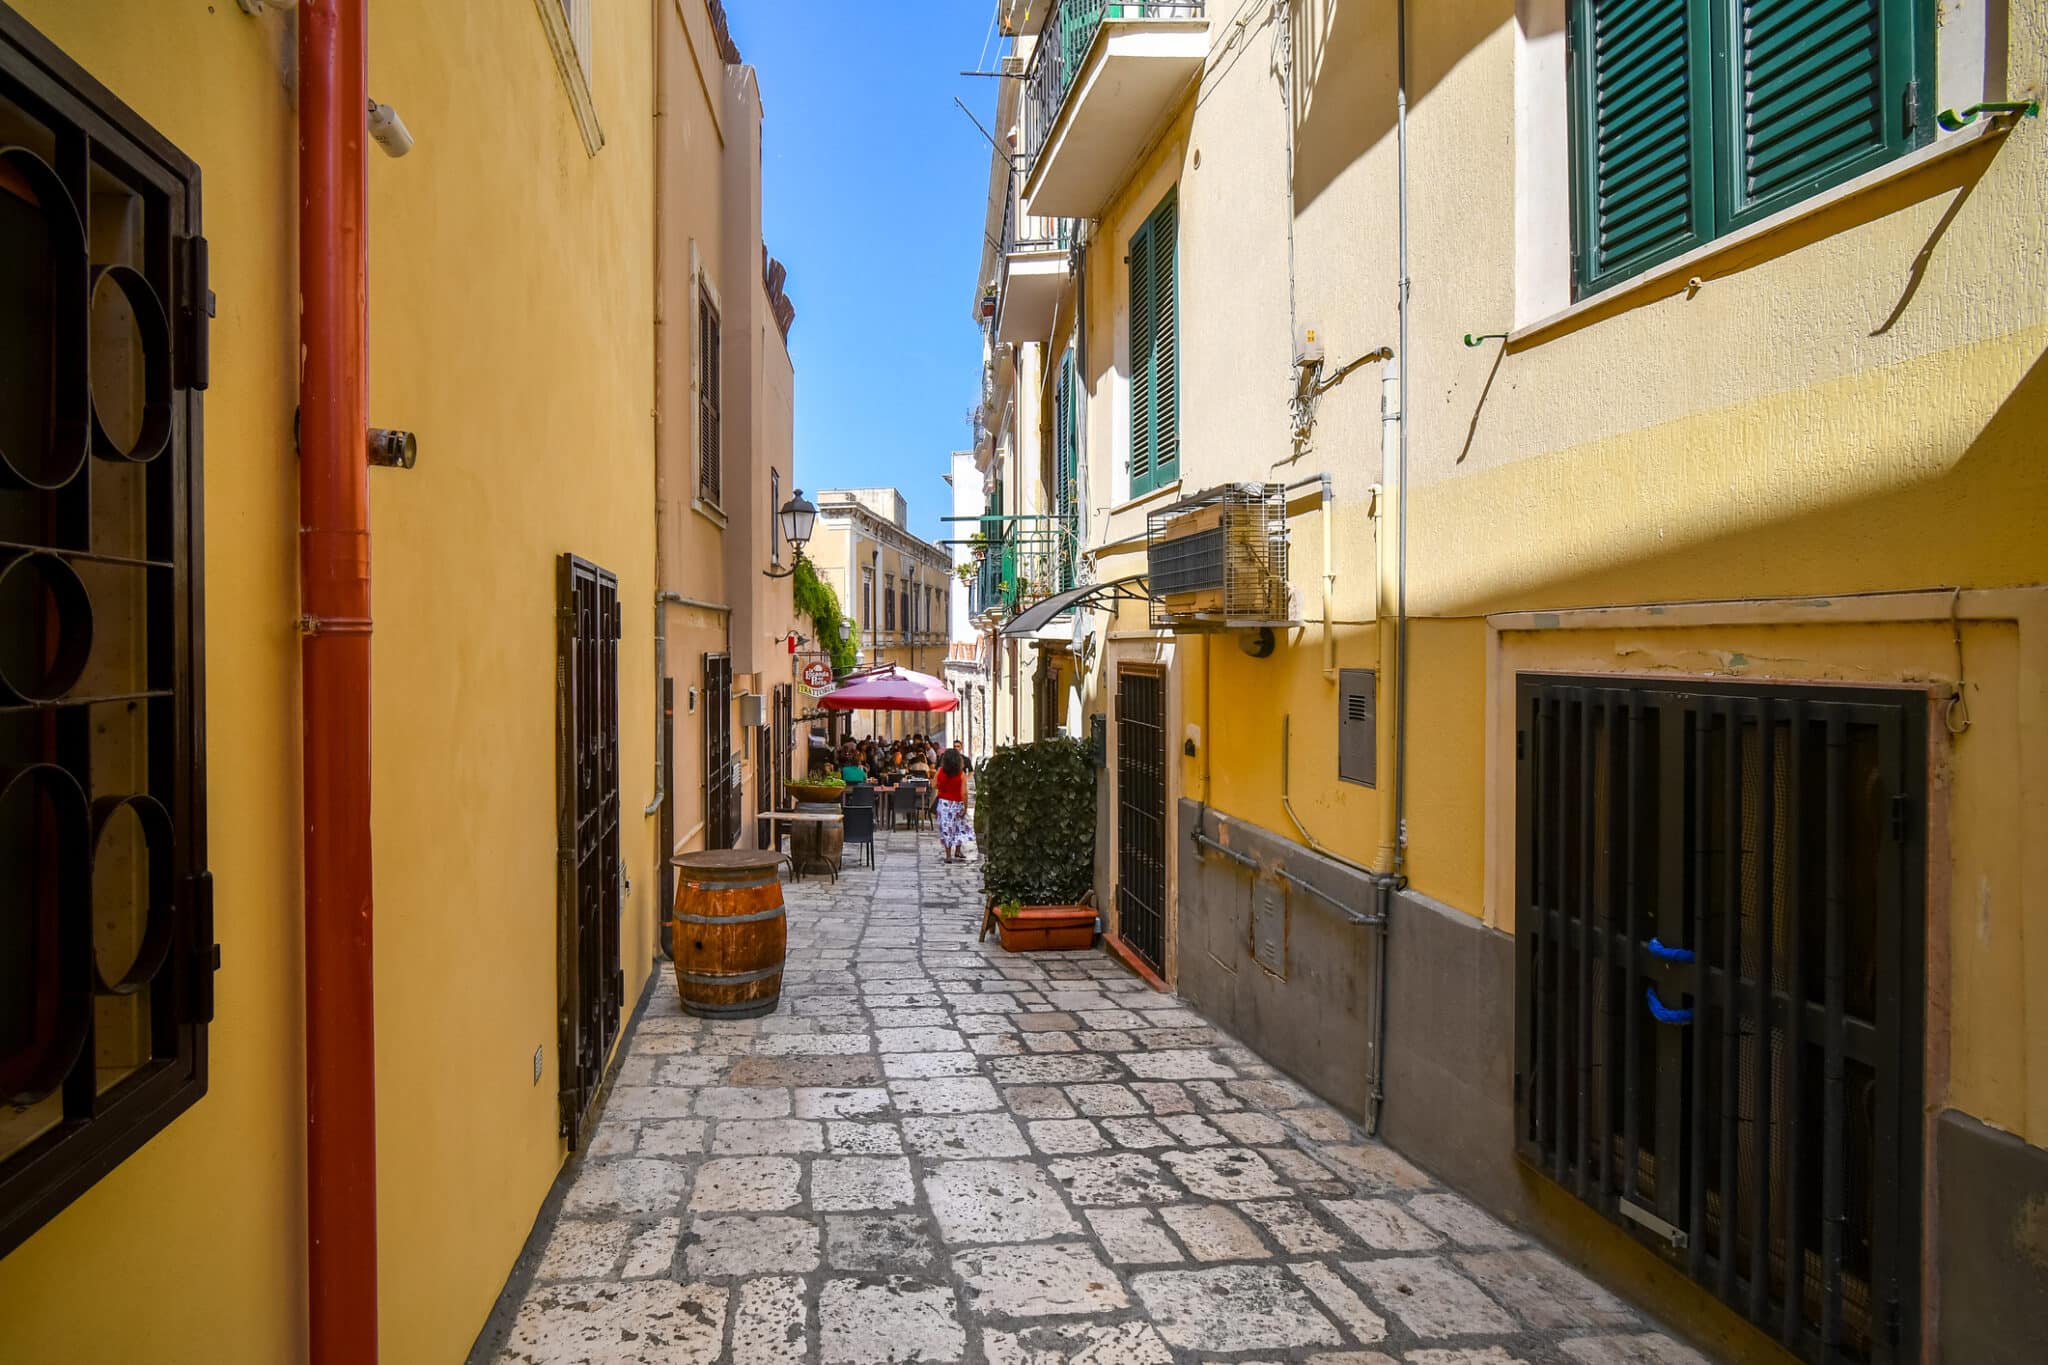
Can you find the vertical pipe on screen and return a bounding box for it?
[644,0,669,821]
[1392,0,1411,877]
[298,1,377,1360]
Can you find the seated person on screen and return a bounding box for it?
[838,744,868,784]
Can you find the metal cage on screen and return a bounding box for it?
[1144,482,1292,630]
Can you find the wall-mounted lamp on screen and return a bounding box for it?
[762,488,817,579]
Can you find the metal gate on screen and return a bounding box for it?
[704,653,738,849]
[1115,667,1167,974]
[556,554,622,1148]
[1514,676,1924,1364]
[755,683,792,848]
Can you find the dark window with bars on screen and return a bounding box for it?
[698,289,721,505]
[1126,189,1178,497]
[884,574,896,632]
[0,10,215,1258]
[555,554,621,1147]
[1567,0,1932,297]
[1514,675,1925,1364]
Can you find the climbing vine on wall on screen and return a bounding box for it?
[794,557,859,677]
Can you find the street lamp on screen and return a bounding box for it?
[763,488,817,579]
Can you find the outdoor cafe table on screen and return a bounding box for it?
[756,809,842,881]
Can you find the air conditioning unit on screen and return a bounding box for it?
[1000,53,1027,77]
[1145,483,1293,631]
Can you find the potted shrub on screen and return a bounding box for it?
[787,771,847,806]
[977,737,1098,952]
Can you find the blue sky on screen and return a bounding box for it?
[726,4,1001,549]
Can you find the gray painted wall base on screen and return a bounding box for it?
[1173,800,1383,1121]
[1936,1109,2048,1364]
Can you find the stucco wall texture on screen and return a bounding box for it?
[0,2,663,1361]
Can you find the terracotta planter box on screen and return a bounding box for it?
[785,782,846,805]
[996,906,1097,953]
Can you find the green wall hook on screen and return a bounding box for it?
[1463,332,1508,348]
[1937,101,2040,133]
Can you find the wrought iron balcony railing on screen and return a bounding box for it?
[999,173,1067,258]
[956,515,1080,623]
[1018,1,1205,178]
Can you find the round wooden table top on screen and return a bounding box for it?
[671,849,787,872]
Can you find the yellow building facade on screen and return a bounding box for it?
[0,0,794,1359]
[806,488,954,743]
[975,0,2047,1359]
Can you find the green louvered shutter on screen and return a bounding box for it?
[1726,0,1921,227]
[1570,0,1713,296]
[1127,217,1155,494]
[1148,192,1180,487]
[1054,348,1078,591]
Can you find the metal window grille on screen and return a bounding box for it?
[884,575,897,632]
[556,555,622,1148]
[1115,667,1167,973]
[698,290,721,505]
[769,467,780,565]
[1513,675,1925,1364]
[0,9,215,1258]
[1145,483,1291,630]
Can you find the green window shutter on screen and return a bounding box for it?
[1127,217,1156,494]
[1725,0,1922,227]
[1054,348,1077,591]
[1148,192,1179,486]
[1570,0,1713,296]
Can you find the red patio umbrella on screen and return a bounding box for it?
[818,664,960,714]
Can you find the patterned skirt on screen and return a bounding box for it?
[935,798,970,850]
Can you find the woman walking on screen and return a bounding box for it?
[933,746,971,863]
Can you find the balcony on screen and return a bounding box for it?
[995,180,1069,346]
[964,516,1080,629]
[1018,0,1206,221]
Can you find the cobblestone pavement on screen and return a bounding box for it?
[486,830,1710,1364]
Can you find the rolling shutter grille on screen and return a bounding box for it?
[1735,0,1888,212]
[1127,222,1155,490]
[1580,0,1709,291]
[699,290,721,505]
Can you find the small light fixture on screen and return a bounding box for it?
[763,488,817,579]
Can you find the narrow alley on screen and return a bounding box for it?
[479,828,1703,1365]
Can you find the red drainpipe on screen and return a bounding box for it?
[298,1,378,1361]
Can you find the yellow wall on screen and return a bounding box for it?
[0,1,661,1360]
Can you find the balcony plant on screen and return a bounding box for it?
[976,736,1097,952]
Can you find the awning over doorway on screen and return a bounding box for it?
[999,575,1148,638]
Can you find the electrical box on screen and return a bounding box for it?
[739,693,765,728]
[1294,324,1324,367]
[1087,713,1107,768]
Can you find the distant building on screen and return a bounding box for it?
[806,488,952,742]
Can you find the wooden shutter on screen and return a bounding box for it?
[1148,192,1179,485]
[1054,348,1077,591]
[1727,0,1918,225]
[1570,0,1712,296]
[1127,219,1155,493]
[698,291,721,505]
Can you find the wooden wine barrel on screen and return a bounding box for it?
[670,850,787,1019]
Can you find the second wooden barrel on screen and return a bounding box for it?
[789,800,844,871]
[671,850,787,1019]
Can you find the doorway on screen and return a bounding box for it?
[1115,666,1167,976]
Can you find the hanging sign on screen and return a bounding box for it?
[800,660,834,692]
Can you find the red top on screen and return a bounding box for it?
[934,767,967,804]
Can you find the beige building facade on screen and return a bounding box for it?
[806,488,953,742]
[970,1,2048,1361]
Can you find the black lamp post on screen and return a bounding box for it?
[763,488,817,579]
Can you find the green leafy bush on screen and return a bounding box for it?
[978,737,1096,907]
[793,557,859,677]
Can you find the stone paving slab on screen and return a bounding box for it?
[482,829,1710,1364]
